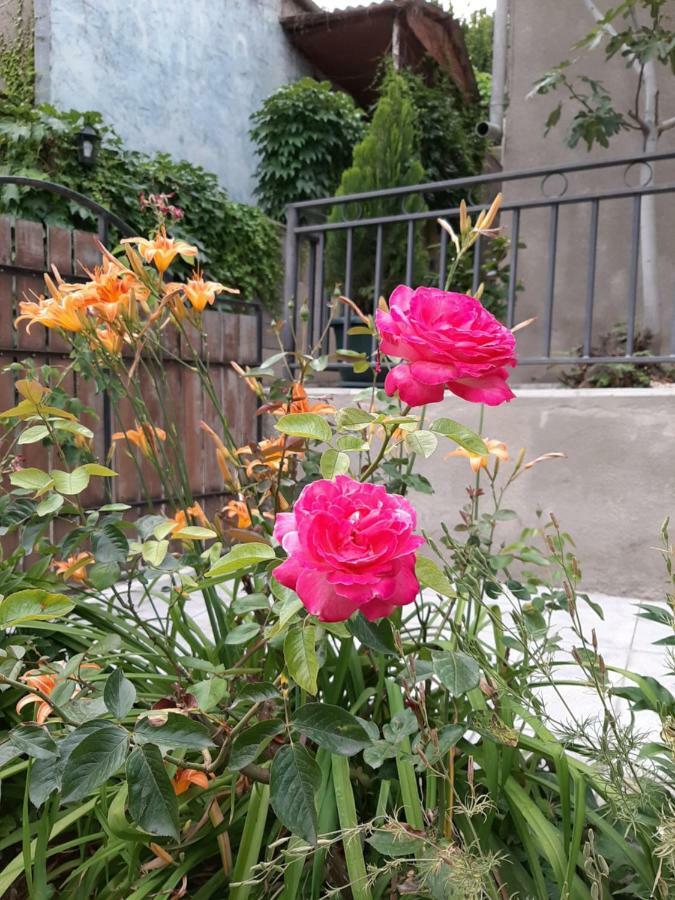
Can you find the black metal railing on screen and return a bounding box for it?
[283,150,675,374]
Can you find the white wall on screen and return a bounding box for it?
[33,0,313,204]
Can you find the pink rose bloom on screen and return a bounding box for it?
[376,285,517,408]
[273,475,423,622]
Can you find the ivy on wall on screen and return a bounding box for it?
[0,0,34,107]
[0,103,282,310]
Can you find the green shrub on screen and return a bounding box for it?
[0,103,282,310]
[325,72,429,309]
[249,78,365,220]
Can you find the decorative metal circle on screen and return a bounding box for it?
[624,160,653,188]
[541,172,569,198]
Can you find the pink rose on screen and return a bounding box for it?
[273,475,423,622]
[376,285,517,407]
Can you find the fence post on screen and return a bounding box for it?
[282,205,298,353]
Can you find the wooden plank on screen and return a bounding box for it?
[15,221,46,353]
[0,218,12,265]
[0,272,15,355]
[202,366,225,493]
[78,375,107,509]
[238,312,259,366]
[47,226,73,354]
[138,366,163,501]
[109,393,142,506]
[181,367,204,500]
[73,230,101,275]
[220,312,240,363]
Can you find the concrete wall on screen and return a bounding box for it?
[502,0,675,376]
[31,0,314,204]
[309,385,675,600]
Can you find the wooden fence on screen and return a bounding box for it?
[0,217,262,529]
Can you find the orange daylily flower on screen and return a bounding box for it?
[183,273,238,312]
[223,499,252,529]
[230,362,263,398]
[237,436,303,478]
[171,767,209,796]
[92,323,124,354]
[121,227,198,274]
[446,439,509,473]
[200,421,238,489]
[168,502,210,537]
[77,264,148,321]
[112,423,167,458]
[258,383,336,417]
[15,293,87,333]
[16,661,100,724]
[51,552,95,583]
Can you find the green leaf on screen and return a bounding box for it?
[172,525,217,540]
[190,678,228,711]
[284,625,318,694]
[141,539,169,567]
[0,589,74,628]
[206,542,276,579]
[231,682,281,706]
[367,827,424,858]
[224,622,260,645]
[429,419,487,456]
[29,755,63,807]
[134,712,215,752]
[17,425,50,445]
[319,449,350,479]
[336,435,368,452]
[229,719,284,769]
[270,744,321,845]
[79,463,117,477]
[336,407,375,430]
[292,703,371,755]
[51,467,91,495]
[404,430,438,458]
[61,723,129,801]
[10,725,58,760]
[347,613,396,655]
[432,651,481,697]
[276,412,332,443]
[104,668,136,719]
[88,561,121,590]
[35,493,64,517]
[126,744,179,839]
[9,468,53,493]
[415,557,454,598]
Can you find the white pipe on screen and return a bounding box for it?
[486,0,508,143]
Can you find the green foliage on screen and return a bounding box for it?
[461,6,494,75]
[559,323,675,387]
[532,1,675,150]
[326,72,429,308]
[0,103,282,309]
[0,0,34,107]
[250,78,365,220]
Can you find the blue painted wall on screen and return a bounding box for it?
[34,0,314,205]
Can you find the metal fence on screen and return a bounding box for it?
[283,150,675,374]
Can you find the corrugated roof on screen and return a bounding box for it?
[281,0,478,106]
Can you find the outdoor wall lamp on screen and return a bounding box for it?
[76,125,101,168]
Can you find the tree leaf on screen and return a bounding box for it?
[229,719,284,769]
[134,712,215,752]
[79,463,118,477]
[284,625,318,695]
[404,430,438,458]
[0,589,74,627]
[126,744,179,839]
[206,542,276,579]
[224,622,260,645]
[51,468,91,495]
[141,539,169,567]
[104,668,136,719]
[17,425,50,445]
[61,722,129,801]
[276,413,332,443]
[415,556,454,598]
[432,651,481,697]
[347,613,396,655]
[429,419,487,456]
[171,525,217,540]
[319,449,350,479]
[292,703,371,755]
[35,493,64,517]
[270,743,321,845]
[9,468,53,493]
[10,725,58,760]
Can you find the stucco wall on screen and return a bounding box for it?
[309,385,675,600]
[32,0,314,204]
[502,0,675,375]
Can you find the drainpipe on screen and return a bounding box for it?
[476,0,508,147]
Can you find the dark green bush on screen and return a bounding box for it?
[0,103,282,310]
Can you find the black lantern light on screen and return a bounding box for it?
[76,125,101,168]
